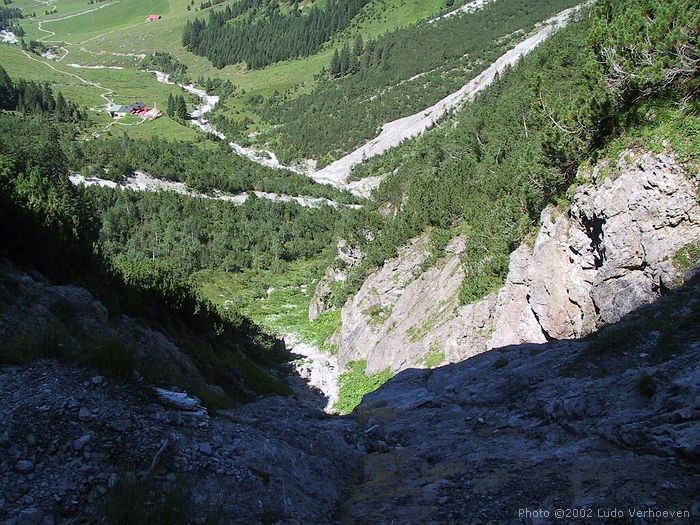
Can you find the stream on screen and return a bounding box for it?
[70,171,360,209]
[151,71,308,174]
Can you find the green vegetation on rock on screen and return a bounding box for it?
[335,360,392,414]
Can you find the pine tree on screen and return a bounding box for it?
[55,91,67,121]
[353,34,363,56]
[166,93,175,118]
[0,65,15,110]
[339,44,350,76]
[330,49,340,78]
[175,95,188,121]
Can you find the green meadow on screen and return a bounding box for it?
[10,0,457,140]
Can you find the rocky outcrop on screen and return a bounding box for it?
[309,240,364,322]
[0,263,279,404]
[337,149,700,374]
[341,279,700,523]
[529,149,699,336]
[0,266,216,394]
[0,360,363,524]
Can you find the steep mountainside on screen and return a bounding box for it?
[2,254,699,523]
[334,148,700,374]
[1,0,699,523]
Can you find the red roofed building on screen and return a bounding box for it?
[146,14,161,22]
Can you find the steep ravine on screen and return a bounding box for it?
[2,251,699,523]
[323,148,700,374]
[311,4,586,196]
[2,152,700,523]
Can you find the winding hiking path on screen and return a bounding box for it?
[19,3,154,131]
[20,49,115,105]
[310,4,584,196]
[35,2,121,46]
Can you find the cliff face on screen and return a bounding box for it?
[336,149,700,374]
[340,278,700,522]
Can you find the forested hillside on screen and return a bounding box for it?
[331,0,699,307]
[0,111,296,406]
[0,65,84,122]
[257,0,580,164]
[69,135,360,203]
[183,0,372,69]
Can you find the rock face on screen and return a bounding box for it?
[337,149,700,373]
[340,279,700,523]
[3,278,699,523]
[309,239,364,322]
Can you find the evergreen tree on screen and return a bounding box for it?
[55,91,67,120]
[175,95,188,120]
[353,34,363,56]
[339,44,351,76]
[330,49,341,78]
[0,65,14,110]
[166,93,175,118]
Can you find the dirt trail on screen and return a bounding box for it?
[20,49,115,105]
[35,2,121,46]
[310,4,584,197]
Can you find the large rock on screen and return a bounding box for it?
[532,149,700,333]
[489,244,547,347]
[337,149,700,374]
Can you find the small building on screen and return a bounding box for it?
[146,14,161,22]
[108,103,130,118]
[109,102,147,118]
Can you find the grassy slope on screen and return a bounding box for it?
[0,44,203,141]
[193,258,341,353]
[13,0,457,135]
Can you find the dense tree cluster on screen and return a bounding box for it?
[332,0,698,307]
[142,52,189,83]
[68,135,360,203]
[92,188,351,276]
[183,0,371,69]
[0,113,289,402]
[166,93,188,120]
[0,66,85,122]
[260,0,580,165]
[0,5,22,31]
[0,115,99,278]
[591,0,699,101]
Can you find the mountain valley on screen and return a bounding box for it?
[0,0,699,523]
